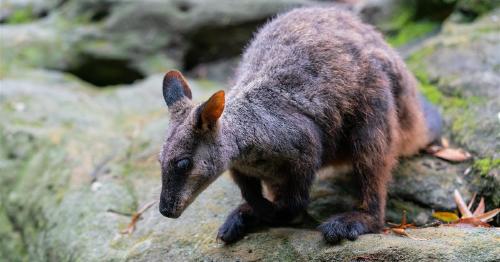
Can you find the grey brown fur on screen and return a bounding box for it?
[158,7,442,244]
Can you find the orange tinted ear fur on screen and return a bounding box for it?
[200,90,225,128]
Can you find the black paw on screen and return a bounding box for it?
[318,212,380,244]
[217,209,248,244]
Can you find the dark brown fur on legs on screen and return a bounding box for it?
[319,146,394,243]
[158,7,442,245]
[218,168,314,243]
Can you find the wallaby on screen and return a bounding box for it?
[158,7,442,244]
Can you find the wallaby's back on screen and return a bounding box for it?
[228,7,439,157]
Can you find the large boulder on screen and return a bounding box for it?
[1,68,499,261]
[2,0,460,85]
[1,5,499,262]
[0,0,320,85]
[403,8,500,213]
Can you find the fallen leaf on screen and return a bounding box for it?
[438,190,500,228]
[432,211,459,223]
[476,208,500,222]
[467,193,477,210]
[121,200,157,235]
[386,210,425,240]
[425,144,442,154]
[441,138,449,148]
[472,197,485,216]
[432,148,471,162]
[387,210,415,229]
[454,190,473,218]
[445,217,490,228]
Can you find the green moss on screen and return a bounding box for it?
[387,21,438,47]
[410,66,445,105]
[407,46,436,66]
[269,238,300,262]
[381,0,440,47]
[406,45,481,112]
[386,7,415,31]
[474,158,500,177]
[0,206,28,262]
[450,111,475,134]
[421,81,444,104]
[6,8,35,24]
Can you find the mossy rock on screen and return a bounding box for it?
[1,6,500,262]
[405,8,500,213]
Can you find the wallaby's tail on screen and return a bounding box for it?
[419,94,443,145]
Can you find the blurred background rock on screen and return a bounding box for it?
[0,0,499,261]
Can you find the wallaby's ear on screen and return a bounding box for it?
[163,70,192,107]
[197,90,225,130]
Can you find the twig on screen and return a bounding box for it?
[121,200,157,235]
[107,209,133,217]
[391,228,428,241]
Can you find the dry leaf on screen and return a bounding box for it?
[441,138,449,148]
[425,144,442,154]
[425,137,471,162]
[445,217,490,228]
[386,210,425,240]
[439,190,500,228]
[475,208,500,222]
[454,190,473,218]
[472,197,485,216]
[432,148,471,162]
[121,200,157,235]
[432,211,459,223]
[467,193,477,210]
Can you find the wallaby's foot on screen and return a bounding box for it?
[217,204,258,244]
[318,211,382,244]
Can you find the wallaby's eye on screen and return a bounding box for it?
[174,158,191,172]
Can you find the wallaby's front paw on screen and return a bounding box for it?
[318,211,381,244]
[217,209,248,244]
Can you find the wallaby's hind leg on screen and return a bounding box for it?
[319,121,396,243]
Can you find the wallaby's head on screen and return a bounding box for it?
[159,70,226,218]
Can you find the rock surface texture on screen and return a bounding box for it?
[0,1,499,261]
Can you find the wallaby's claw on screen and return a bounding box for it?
[318,211,380,244]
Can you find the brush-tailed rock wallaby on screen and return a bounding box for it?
[158,7,442,244]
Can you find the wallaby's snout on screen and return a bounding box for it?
[159,194,181,218]
[159,157,216,218]
[158,71,227,218]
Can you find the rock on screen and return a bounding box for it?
[0,69,221,261]
[0,0,321,85]
[0,0,60,22]
[1,72,499,257]
[1,0,439,85]
[404,8,500,214]
[1,5,500,262]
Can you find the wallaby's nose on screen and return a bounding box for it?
[159,207,173,218]
[159,200,181,218]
